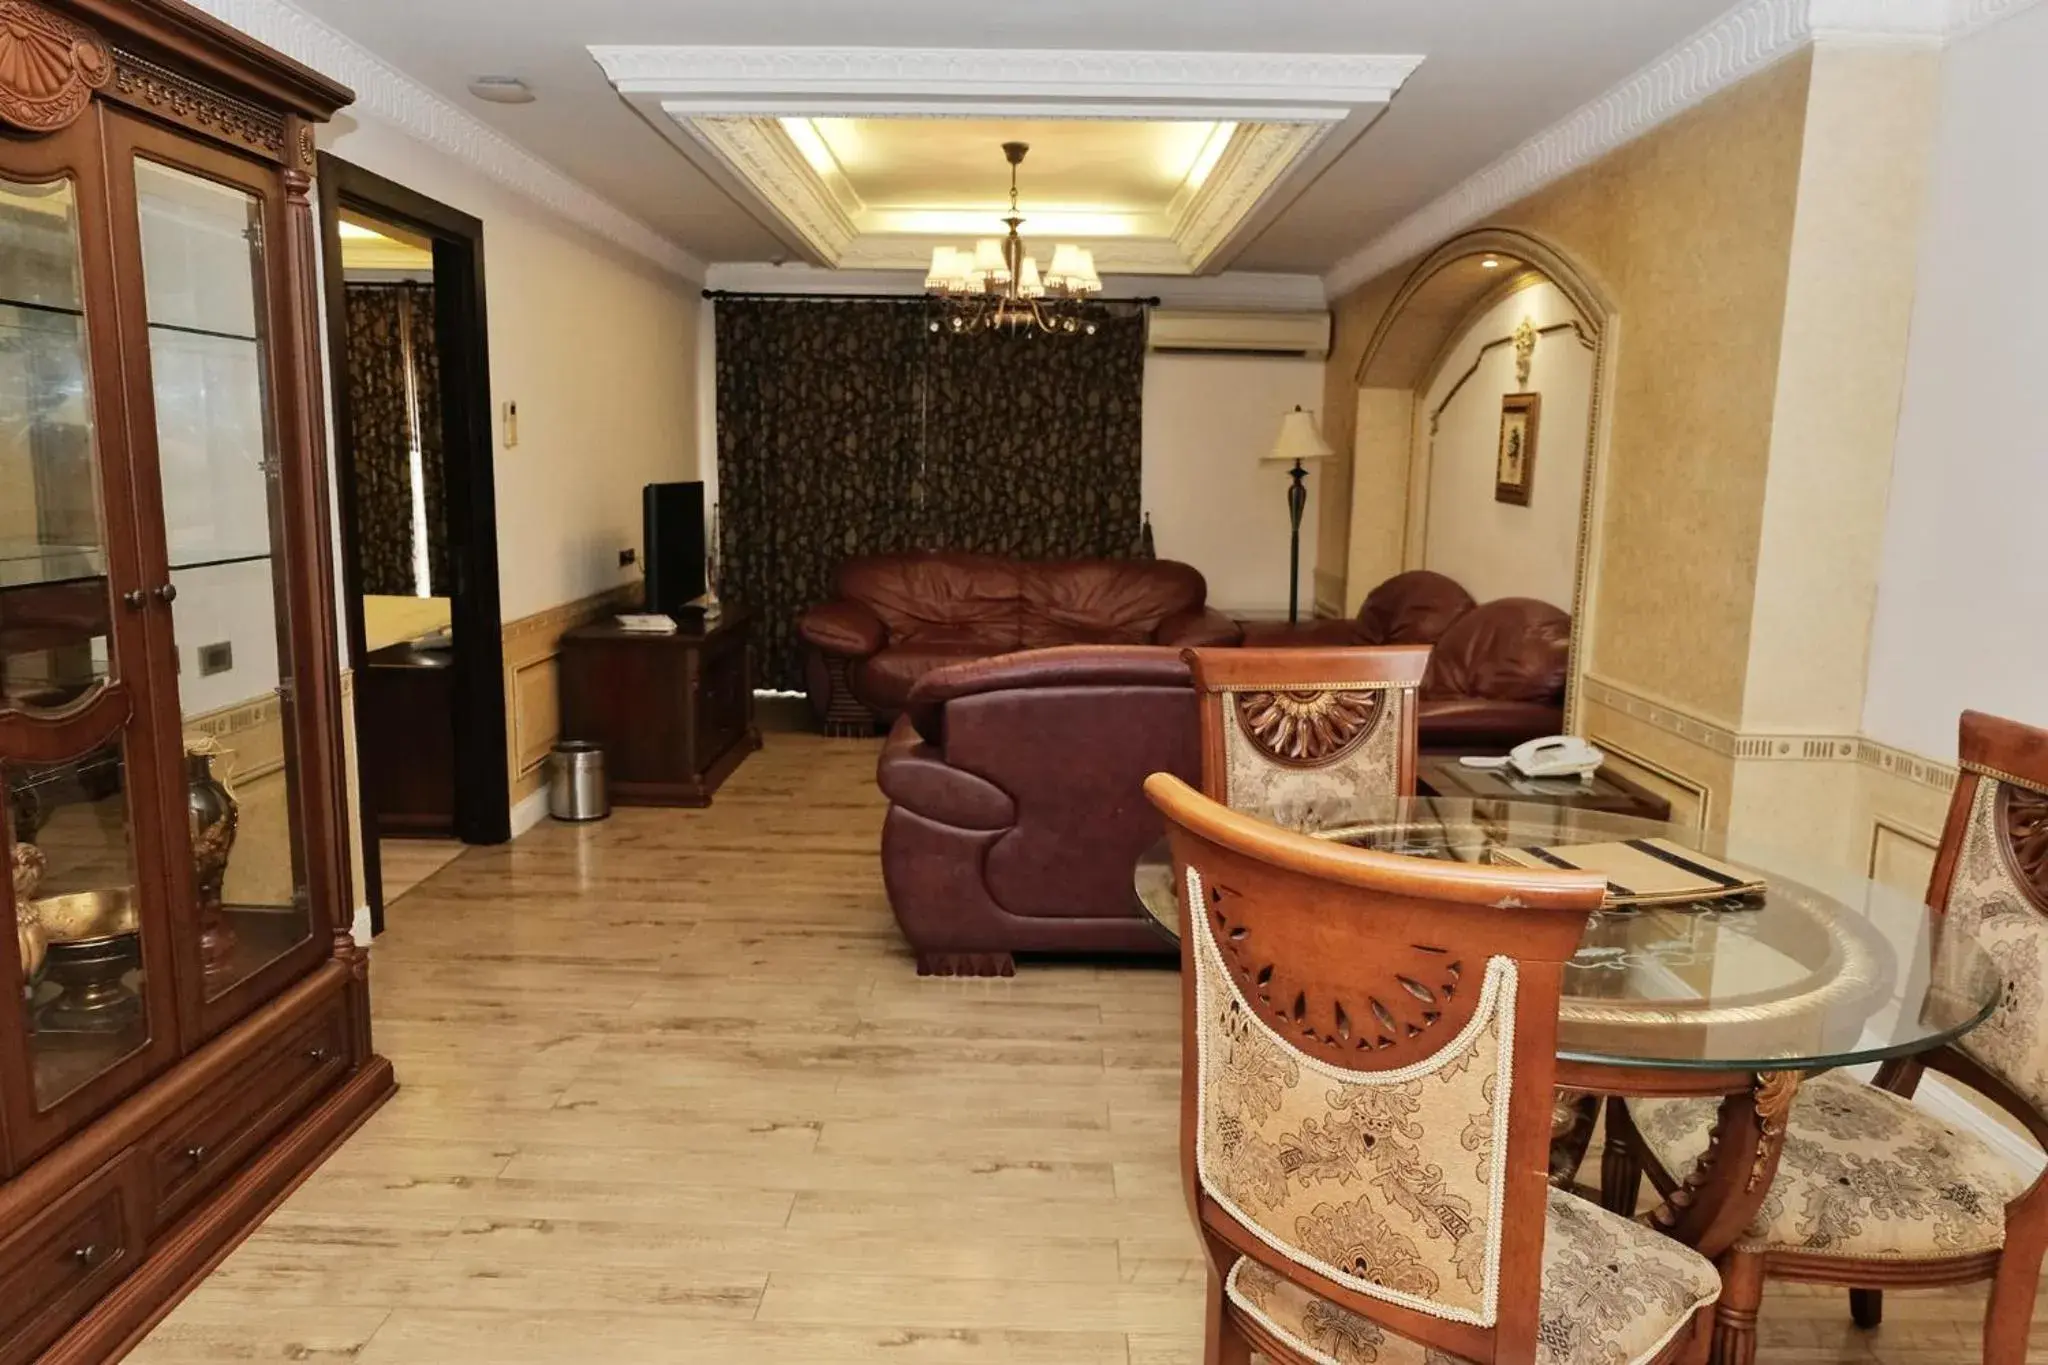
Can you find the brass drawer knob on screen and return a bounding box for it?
[71,1244,101,1269]
[184,1144,208,1165]
[306,1046,332,1064]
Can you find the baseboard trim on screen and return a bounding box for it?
[510,787,550,838]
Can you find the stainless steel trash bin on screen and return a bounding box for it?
[548,741,609,821]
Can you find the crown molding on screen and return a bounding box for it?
[590,46,1424,106]
[1176,121,1336,269]
[680,116,856,263]
[182,0,703,281]
[1323,0,2035,298]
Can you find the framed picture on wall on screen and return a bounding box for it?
[1495,392,1541,506]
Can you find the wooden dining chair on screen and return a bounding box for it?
[1183,645,1429,828]
[1145,772,1720,1365]
[1605,709,2048,1365]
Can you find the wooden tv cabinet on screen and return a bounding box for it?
[558,609,761,807]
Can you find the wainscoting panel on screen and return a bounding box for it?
[501,587,638,807]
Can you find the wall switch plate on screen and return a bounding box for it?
[618,548,637,567]
[197,642,233,676]
[502,400,519,449]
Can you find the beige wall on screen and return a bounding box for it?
[320,115,702,626]
[1323,45,1970,877]
[1328,49,1813,730]
[1414,279,1593,609]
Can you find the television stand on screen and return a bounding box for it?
[558,606,761,806]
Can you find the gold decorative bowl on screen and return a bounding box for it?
[31,888,140,946]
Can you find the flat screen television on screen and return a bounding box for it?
[643,481,706,614]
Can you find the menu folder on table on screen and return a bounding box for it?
[1487,837,1766,908]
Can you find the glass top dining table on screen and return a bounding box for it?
[1133,797,2000,1078]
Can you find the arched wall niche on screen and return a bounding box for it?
[1342,227,1619,732]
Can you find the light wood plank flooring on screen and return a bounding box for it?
[378,838,468,905]
[133,729,2048,1363]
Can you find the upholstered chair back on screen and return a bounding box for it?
[1183,645,1429,830]
[1144,773,1604,1362]
[1928,711,2048,1121]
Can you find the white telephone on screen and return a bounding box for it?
[1459,735,1606,781]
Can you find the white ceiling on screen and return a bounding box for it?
[288,0,1739,276]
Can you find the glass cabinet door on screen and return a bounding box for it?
[120,145,318,1031]
[1,148,182,1152]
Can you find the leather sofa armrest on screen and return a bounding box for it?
[797,599,887,657]
[901,644,1193,744]
[876,716,1016,830]
[1153,607,1244,649]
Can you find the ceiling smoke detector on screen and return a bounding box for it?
[468,76,536,105]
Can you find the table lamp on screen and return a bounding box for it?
[1264,405,1333,624]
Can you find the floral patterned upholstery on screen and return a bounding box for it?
[1631,1071,2026,1260]
[1191,865,1516,1324]
[1942,778,2048,1114]
[1218,681,1416,830]
[1226,1189,1721,1365]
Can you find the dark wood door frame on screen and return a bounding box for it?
[316,154,511,934]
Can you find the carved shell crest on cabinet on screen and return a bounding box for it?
[1234,688,1386,768]
[1999,783,2048,911]
[0,1,111,134]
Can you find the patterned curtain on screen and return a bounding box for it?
[715,299,930,689]
[714,297,1151,689]
[921,311,1148,559]
[343,283,448,597]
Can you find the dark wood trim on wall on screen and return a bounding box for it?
[316,154,511,933]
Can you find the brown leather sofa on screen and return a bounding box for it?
[1242,570,1568,750]
[799,552,1240,732]
[876,646,1198,975]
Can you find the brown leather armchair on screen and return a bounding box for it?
[876,645,1198,975]
[1419,597,1572,749]
[799,552,1240,734]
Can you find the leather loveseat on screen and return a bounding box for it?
[798,552,1240,734]
[876,646,1198,975]
[1243,570,1569,750]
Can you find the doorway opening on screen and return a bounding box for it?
[317,157,509,934]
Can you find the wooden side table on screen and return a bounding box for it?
[558,608,762,807]
[1416,752,1672,822]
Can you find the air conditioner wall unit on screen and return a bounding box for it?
[1147,309,1332,359]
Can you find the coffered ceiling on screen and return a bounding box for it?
[274,0,1748,279]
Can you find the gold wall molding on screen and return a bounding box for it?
[1581,671,1958,794]
[502,586,640,799]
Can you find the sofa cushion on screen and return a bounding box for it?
[1017,558,1206,649]
[852,644,990,714]
[1357,570,1476,646]
[838,552,1022,650]
[1424,597,1571,704]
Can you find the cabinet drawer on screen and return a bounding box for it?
[694,640,750,764]
[0,1155,144,1365]
[143,993,349,1233]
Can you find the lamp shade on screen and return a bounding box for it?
[1265,406,1333,465]
[1017,255,1045,298]
[925,246,961,290]
[973,238,1011,284]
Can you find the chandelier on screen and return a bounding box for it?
[924,141,1106,336]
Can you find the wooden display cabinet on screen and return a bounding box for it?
[0,2,392,1359]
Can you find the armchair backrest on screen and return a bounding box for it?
[1355,570,1475,646]
[1928,710,2048,1126]
[1184,645,1428,829]
[1145,773,1602,1362]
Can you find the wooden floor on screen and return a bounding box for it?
[377,837,468,905]
[131,729,2048,1363]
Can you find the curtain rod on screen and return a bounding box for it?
[701,289,1163,306]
